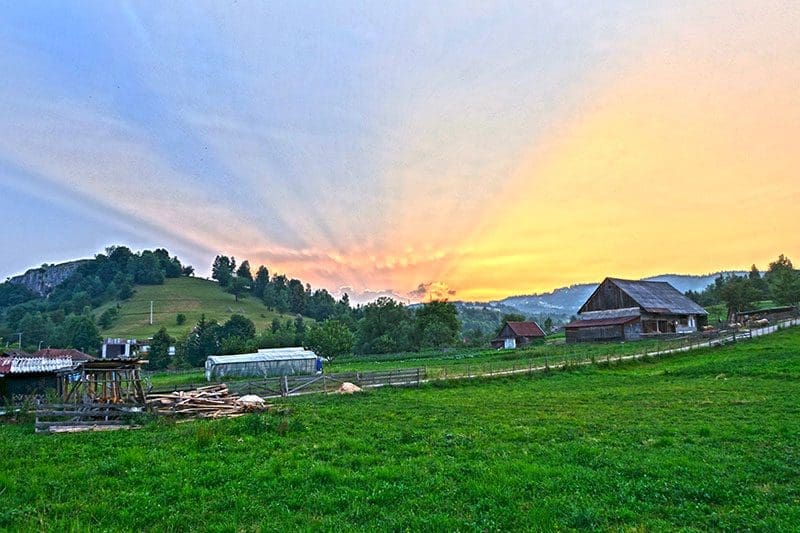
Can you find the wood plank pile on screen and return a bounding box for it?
[146,383,271,419]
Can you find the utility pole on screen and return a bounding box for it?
[14,332,22,349]
[149,301,154,325]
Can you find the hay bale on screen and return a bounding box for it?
[237,394,266,406]
[337,382,363,394]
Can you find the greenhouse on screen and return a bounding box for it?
[205,347,318,381]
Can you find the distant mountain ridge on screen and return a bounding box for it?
[458,272,746,319]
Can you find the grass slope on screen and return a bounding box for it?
[95,277,292,340]
[2,328,799,530]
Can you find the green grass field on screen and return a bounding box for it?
[145,335,703,389]
[95,277,294,340]
[2,327,799,530]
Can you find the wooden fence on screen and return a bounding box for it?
[148,367,426,398]
[34,402,146,433]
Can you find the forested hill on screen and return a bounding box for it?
[0,246,194,352]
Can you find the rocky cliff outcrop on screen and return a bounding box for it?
[7,259,91,297]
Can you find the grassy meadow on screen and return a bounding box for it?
[2,327,799,530]
[146,335,707,389]
[94,277,294,340]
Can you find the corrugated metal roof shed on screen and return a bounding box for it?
[607,278,708,315]
[0,356,73,375]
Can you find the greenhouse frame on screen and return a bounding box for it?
[205,347,318,381]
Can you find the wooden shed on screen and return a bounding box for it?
[491,321,546,349]
[566,278,708,343]
[0,354,74,401]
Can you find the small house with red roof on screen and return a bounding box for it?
[491,321,546,349]
[34,348,96,363]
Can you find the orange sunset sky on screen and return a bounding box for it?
[1,2,798,302]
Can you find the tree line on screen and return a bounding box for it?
[0,246,192,353]
[685,254,800,320]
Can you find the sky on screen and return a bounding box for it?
[1,1,798,303]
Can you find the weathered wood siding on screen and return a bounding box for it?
[497,324,515,339]
[566,324,625,342]
[565,320,642,343]
[580,279,640,313]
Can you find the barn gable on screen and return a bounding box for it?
[579,278,707,316]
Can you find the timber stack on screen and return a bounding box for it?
[146,383,270,418]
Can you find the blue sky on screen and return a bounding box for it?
[2,2,798,301]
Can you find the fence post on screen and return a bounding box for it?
[281,375,288,397]
[416,368,420,386]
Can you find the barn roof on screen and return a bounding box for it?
[505,321,546,338]
[581,278,708,316]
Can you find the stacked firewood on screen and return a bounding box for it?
[146,383,269,418]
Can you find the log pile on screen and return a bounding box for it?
[146,383,270,418]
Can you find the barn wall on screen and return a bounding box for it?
[624,321,642,340]
[581,280,639,313]
[566,325,625,343]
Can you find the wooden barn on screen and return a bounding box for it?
[565,278,708,343]
[491,321,546,349]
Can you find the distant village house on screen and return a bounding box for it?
[491,321,546,349]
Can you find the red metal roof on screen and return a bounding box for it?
[505,321,546,337]
[34,348,96,362]
[565,316,640,329]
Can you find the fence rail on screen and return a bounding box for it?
[148,367,426,398]
[34,402,146,432]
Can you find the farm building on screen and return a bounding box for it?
[34,348,96,363]
[565,278,708,343]
[491,321,546,349]
[102,338,145,359]
[0,353,75,401]
[205,347,318,381]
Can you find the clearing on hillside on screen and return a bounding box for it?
[94,277,295,339]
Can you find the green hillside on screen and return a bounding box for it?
[95,277,294,340]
